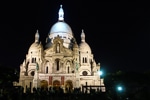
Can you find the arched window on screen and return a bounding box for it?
[46,66,48,73]
[31,58,36,63]
[32,58,34,63]
[34,58,36,62]
[82,57,84,63]
[32,58,36,63]
[56,59,60,71]
[85,58,87,63]
[68,67,69,73]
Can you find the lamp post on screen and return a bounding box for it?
[116,85,123,100]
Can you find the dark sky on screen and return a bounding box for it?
[0,0,149,73]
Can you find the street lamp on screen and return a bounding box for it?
[117,86,123,91]
[116,85,124,100]
[98,70,103,76]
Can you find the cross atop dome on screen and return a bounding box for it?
[58,5,64,21]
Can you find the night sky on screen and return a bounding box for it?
[0,0,149,73]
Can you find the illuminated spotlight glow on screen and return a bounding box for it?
[98,71,103,75]
[117,86,123,91]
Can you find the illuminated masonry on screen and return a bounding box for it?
[15,5,105,92]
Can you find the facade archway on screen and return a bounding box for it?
[53,80,61,90]
[40,80,48,90]
[65,80,73,92]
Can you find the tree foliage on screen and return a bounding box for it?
[0,65,19,87]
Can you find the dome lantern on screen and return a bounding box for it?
[35,30,39,43]
[58,5,64,21]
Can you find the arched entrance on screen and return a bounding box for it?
[53,80,61,90]
[40,80,48,90]
[65,80,73,93]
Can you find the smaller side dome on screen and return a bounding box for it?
[28,30,43,52]
[79,42,91,54]
[29,42,43,51]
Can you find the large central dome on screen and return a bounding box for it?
[45,5,74,49]
[49,5,73,35]
[49,21,73,35]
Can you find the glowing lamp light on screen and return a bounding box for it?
[117,86,123,91]
[98,70,103,76]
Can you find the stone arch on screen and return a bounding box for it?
[40,80,48,90]
[64,59,73,67]
[43,60,52,73]
[64,59,73,73]
[53,80,61,90]
[65,80,73,92]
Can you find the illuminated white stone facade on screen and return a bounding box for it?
[15,5,105,92]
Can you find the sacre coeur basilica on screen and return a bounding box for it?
[14,5,106,93]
